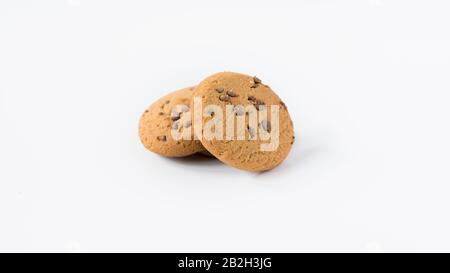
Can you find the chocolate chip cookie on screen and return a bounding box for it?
[139,86,206,157]
[191,72,295,171]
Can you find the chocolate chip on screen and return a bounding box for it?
[250,76,263,88]
[219,94,230,102]
[206,108,215,117]
[248,95,256,101]
[227,90,238,97]
[215,87,224,93]
[157,135,167,141]
[180,105,190,112]
[254,100,265,110]
[260,120,271,133]
[247,126,256,139]
[184,121,192,128]
[145,110,149,113]
[170,110,181,121]
[233,105,245,116]
[165,100,170,104]
[171,122,179,130]
[158,112,164,116]
[280,100,287,109]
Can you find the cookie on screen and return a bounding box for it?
[139,86,206,157]
[191,72,295,171]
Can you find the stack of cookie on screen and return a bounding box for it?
[139,72,295,172]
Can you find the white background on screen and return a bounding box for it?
[1,0,450,252]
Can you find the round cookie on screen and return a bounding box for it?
[191,72,295,171]
[139,86,207,157]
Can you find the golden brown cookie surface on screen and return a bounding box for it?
[192,72,295,171]
[139,86,206,157]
